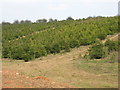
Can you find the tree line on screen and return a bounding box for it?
[1,16,105,25]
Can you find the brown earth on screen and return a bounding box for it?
[2,69,73,88]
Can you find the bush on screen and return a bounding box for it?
[10,46,34,61]
[51,44,61,54]
[98,33,107,40]
[80,38,92,45]
[69,40,79,48]
[37,46,47,56]
[89,42,106,59]
[105,40,118,52]
[22,53,33,62]
[10,47,23,60]
[2,47,11,58]
[45,45,52,54]
[64,44,70,52]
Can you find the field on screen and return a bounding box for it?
[2,16,119,88]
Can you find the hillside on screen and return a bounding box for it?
[2,16,119,88]
[2,16,118,61]
[2,33,118,88]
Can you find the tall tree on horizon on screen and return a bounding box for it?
[66,16,74,20]
[13,20,19,24]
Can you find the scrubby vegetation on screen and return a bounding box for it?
[88,42,106,59]
[2,16,118,61]
[105,40,118,52]
[87,40,118,59]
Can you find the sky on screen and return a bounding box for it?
[1,0,119,23]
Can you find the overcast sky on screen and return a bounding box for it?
[1,0,119,23]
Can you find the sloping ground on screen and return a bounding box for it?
[3,66,66,88]
[2,46,88,88]
[2,33,119,88]
[2,69,72,88]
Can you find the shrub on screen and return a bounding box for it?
[64,44,70,52]
[37,46,47,56]
[98,33,107,40]
[11,47,25,60]
[51,44,61,54]
[22,53,32,62]
[10,46,34,61]
[59,41,71,52]
[69,40,79,48]
[105,40,118,52]
[88,42,106,59]
[80,38,91,45]
[2,47,11,58]
[45,45,52,54]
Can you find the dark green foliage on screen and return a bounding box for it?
[2,22,11,25]
[34,46,47,57]
[61,42,70,52]
[64,45,70,52]
[98,33,107,40]
[80,38,92,45]
[10,46,34,60]
[105,40,118,52]
[2,46,11,58]
[89,42,106,59]
[13,20,19,24]
[2,16,118,61]
[88,40,118,59]
[45,45,52,54]
[69,40,79,48]
[66,17,74,20]
[36,19,47,23]
[51,44,61,54]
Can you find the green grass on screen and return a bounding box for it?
[75,58,118,74]
[73,57,118,88]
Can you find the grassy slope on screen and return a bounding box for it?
[2,33,118,88]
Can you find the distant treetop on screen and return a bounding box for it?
[66,17,74,20]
